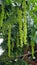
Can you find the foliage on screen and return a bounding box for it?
[0,0,37,65]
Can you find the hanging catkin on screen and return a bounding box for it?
[22,0,27,45]
[17,8,23,47]
[31,40,35,58]
[16,32,19,47]
[8,24,11,57]
[0,4,4,28]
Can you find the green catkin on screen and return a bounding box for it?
[31,40,34,58]
[12,38,14,51]
[16,32,19,47]
[22,0,27,45]
[32,46,34,58]
[17,9,23,47]
[8,24,11,57]
[0,4,4,28]
[12,42,14,51]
